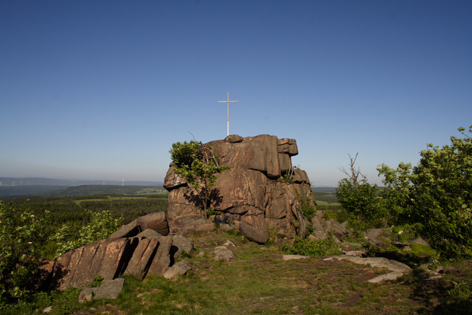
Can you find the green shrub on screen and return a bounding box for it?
[53,210,123,258]
[284,233,342,257]
[336,178,384,226]
[0,201,51,306]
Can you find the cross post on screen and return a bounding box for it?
[218,92,239,136]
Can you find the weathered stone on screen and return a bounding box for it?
[213,248,235,262]
[368,272,404,283]
[212,168,268,211]
[164,260,192,279]
[365,228,385,241]
[239,214,269,244]
[107,220,140,242]
[168,215,214,236]
[223,240,236,247]
[163,163,187,191]
[55,238,137,291]
[282,255,310,261]
[327,256,411,273]
[167,186,201,220]
[78,287,97,303]
[148,236,173,276]
[37,259,55,291]
[172,234,194,259]
[165,134,315,244]
[208,134,281,178]
[98,238,136,281]
[410,238,430,247]
[137,212,168,236]
[326,218,347,240]
[136,229,162,239]
[93,278,125,300]
[278,153,292,173]
[123,237,159,280]
[225,134,244,143]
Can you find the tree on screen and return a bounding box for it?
[377,125,472,259]
[169,140,225,219]
[336,154,383,228]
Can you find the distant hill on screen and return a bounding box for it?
[0,177,163,187]
[0,185,67,199]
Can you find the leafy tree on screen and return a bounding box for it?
[53,210,124,258]
[170,140,226,219]
[0,201,51,306]
[378,125,472,259]
[336,154,383,229]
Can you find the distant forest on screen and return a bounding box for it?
[0,184,167,199]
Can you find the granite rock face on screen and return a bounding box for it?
[164,134,315,243]
[52,217,193,291]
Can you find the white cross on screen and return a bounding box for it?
[218,92,239,136]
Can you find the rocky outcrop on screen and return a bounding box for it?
[164,134,315,243]
[50,214,193,291]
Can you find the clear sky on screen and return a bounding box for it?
[1,1,471,186]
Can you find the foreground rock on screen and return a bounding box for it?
[78,278,125,303]
[164,134,315,243]
[324,256,411,283]
[49,215,193,291]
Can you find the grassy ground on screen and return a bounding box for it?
[9,231,472,315]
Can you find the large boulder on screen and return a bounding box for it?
[55,238,137,290]
[164,134,315,242]
[51,213,195,291]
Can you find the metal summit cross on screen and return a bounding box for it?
[218,92,239,136]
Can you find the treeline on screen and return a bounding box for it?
[312,191,339,204]
[39,185,167,197]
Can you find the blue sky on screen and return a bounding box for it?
[1,0,471,186]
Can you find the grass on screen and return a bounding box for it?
[4,231,472,314]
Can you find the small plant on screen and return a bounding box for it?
[448,280,472,301]
[295,189,316,221]
[91,275,104,288]
[284,232,342,257]
[278,173,293,184]
[206,208,221,217]
[306,224,314,236]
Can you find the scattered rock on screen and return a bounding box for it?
[78,287,97,303]
[164,260,192,279]
[282,255,310,261]
[410,238,430,247]
[172,234,194,259]
[213,248,235,262]
[79,278,125,303]
[93,278,125,300]
[324,256,411,283]
[42,306,53,313]
[344,250,367,257]
[369,272,405,283]
[223,240,236,247]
